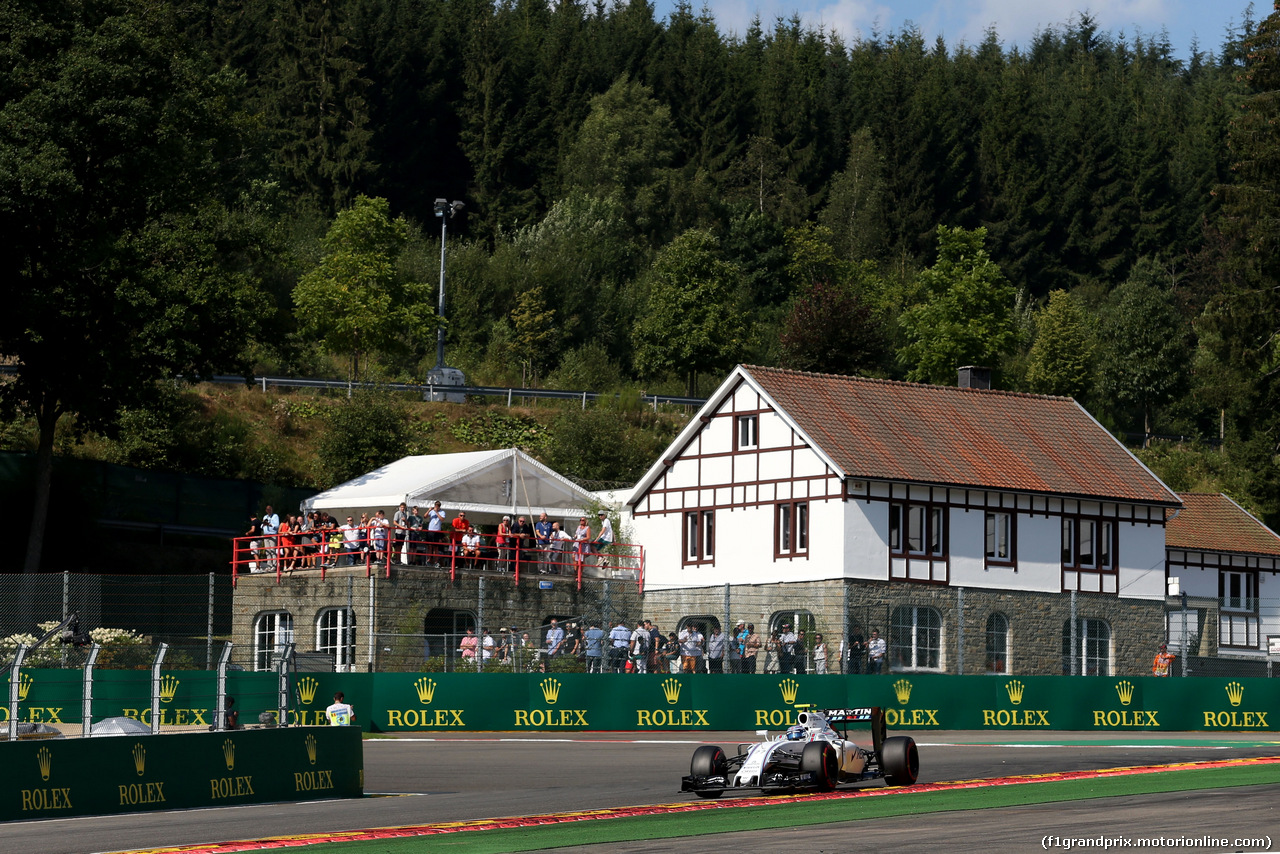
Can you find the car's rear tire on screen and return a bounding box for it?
[691,745,727,798]
[800,741,837,791]
[879,735,919,786]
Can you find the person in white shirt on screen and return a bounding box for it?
[867,629,887,674]
[592,509,614,559]
[481,628,495,661]
[461,526,481,568]
[549,522,574,574]
[326,691,355,725]
[340,516,361,567]
[679,623,705,673]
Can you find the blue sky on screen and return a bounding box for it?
[651,0,1261,59]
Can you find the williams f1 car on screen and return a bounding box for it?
[681,707,918,797]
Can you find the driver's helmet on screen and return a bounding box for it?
[785,724,806,741]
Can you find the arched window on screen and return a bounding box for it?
[254,611,294,671]
[317,608,356,669]
[985,613,1009,673]
[889,606,942,670]
[1062,618,1111,676]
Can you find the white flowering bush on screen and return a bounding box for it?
[1,623,154,670]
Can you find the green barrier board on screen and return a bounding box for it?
[0,726,362,822]
[7,670,1278,734]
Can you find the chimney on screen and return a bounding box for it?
[957,366,991,390]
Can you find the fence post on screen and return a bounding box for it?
[476,577,485,672]
[61,571,70,669]
[1069,590,1078,676]
[82,643,101,738]
[368,576,376,672]
[150,643,169,735]
[346,575,355,672]
[276,642,294,726]
[723,583,731,662]
[215,642,233,732]
[955,586,965,676]
[207,572,215,671]
[8,644,27,741]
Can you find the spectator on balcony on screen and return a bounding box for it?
[370,509,390,562]
[450,511,468,562]
[496,516,513,571]
[461,526,481,568]
[592,510,614,562]
[511,515,532,570]
[548,522,573,574]
[244,515,264,572]
[573,516,591,563]
[534,512,553,573]
[340,516,361,566]
[406,505,424,566]
[426,501,446,565]
[393,502,409,566]
[260,506,280,568]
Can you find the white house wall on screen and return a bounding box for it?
[843,498,888,581]
[1117,522,1167,600]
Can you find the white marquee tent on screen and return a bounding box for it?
[300,449,603,529]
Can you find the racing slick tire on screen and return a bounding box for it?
[879,735,919,787]
[690,745,728,799]
[800,741,838,791]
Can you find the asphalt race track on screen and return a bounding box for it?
[3,731,1278,854]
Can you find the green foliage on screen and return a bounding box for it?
[779,273,887,376]
[898,227,1018,384]
[1026,290,1098,400]
[1096,278,1192,436]
[450,412,546,452]
[315,393,412,488]
[542,407,680,485]
[632,229,746,394]
[292,196,434,383]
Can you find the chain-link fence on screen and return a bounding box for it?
[4,571,1279,679]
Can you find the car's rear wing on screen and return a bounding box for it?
[804,706,888,753]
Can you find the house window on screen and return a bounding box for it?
[776,502,808,557]
[317,608,356,668]
[890,503,945,556]
[888,606,941,670]
[683,510,715,564]
[255,611,294,671]
[985,512,1013,563]
[736,414,758,449]
[1062,618,1111,676]
[1062,516,1114,570]
[1220,570,1259,649]
[985,613,1009,673]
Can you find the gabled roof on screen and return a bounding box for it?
[303,449,598,519]
[629,366,1180,507]
[1166,493,1280,556]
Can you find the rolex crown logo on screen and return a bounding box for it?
[17,672,33,702]
[1114,680,1135,706]
[893,678,913,705]
[37,746,51,782]
[159,674,180,703]
[661,678,681,705]
[222,738,236,771]
[297,677,319,706]
[132,743,146,776]
[779,678,799,706]
[415,677,437,705]
[1005,679,1025,705]
[1226,681,1245,707]
[540,678,561,705]
[305,733,317,766]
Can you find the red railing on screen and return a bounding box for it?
[230,526,644,592]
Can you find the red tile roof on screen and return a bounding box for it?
[1166,493,1280,556]
[745,366,1178,505]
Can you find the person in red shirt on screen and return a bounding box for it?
[449,511,469,564]
[1152,643,1176,676]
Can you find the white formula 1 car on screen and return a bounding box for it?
[680,707,918,797]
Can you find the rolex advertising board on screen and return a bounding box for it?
[0,727,362,822]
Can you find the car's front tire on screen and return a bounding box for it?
[879,735,919,786]
[690,745,727,799]
[800,741,837,791]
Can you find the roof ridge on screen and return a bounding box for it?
[741,364,1073,402]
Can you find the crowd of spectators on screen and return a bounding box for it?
[241,503,617,574]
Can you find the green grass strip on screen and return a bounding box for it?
[260,763,1280,854]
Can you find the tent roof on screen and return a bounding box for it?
[301,449,600,521]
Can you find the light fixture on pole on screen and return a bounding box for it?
[427,198,466,401]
